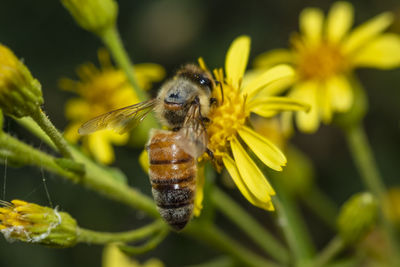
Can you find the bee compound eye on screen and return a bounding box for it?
[198,77,212,88]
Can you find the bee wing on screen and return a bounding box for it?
[78,99,157,135]
[175,103,208,158]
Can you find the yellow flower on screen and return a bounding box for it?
[60,49,165,164]
[0,199,78,247]
[205,36,308,210]
[255,1,400,133]
[103,243,164,267]
[0,44,43,118]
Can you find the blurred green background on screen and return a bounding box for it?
[1,0,400,266]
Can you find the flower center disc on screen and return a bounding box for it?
[207,85,246,162]
[296,42,347,80]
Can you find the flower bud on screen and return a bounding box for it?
[337,193,378,244]
[62,0,118,35]
[0,199,78,247]
[0,45,43,118]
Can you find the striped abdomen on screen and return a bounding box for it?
[147,129,196,231]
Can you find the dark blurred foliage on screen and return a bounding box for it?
[0,0,399,266]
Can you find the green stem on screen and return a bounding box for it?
[185,222,280,267]
[77,220,165,244]
[211,187,290,264]
[70,145,159,218]
[16,117,56,149]
[100,26,147,102]
[0,130,159,218]
[119,226,169,255]
[0,133,79,183]
[344,124,400,262]
[273,184,315,266]
[301,186,338,230]
[313,237,345,267]
[30,108,73,159]
[344,125,386,198]
[99,26,160,141]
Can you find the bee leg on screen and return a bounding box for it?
[210,98,217,106]
[206,148,214,160]
[201,117,210,123]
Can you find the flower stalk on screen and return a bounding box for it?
[77,220,166,244]
[118,226,169,255]
[211,187,290,264]
[344,123,400,262]
[30,108,74,159]
[184,222,280,267]
[273,179,315,266]
[100,26,146,101]
[313,236,345,267]
[99,26,160,136]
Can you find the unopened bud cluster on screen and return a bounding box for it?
[0,45,43,118]
[0,199,78,248]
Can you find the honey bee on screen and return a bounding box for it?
[79,64,215,230]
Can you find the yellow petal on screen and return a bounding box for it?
[292,81,320,133]
[225,35,251,89]
[343,12,394,54]
[351,33,400,69]
[318,82,333,124]
[103,243,140,267]
[326,1,354,42]
[134,63,166,90]
[231,137,275,197]
[253,49,294,68]
[327,75,353,112]
[88,132,115,164]
[139,149,149,173]
[65,98,91,120]
[247,96,310,118]
[107,131,129,145]
[222,155,274,210]
[243,64,295,99]
[238,126,286,171]
[300,8,324,45]
[64,123,81,143]
[193,164,205,217]
[255,74,295,98]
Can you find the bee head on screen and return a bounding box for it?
[176,64,215,92]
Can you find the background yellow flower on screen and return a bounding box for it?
[60,49,165,164]
[254,1,400,133]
